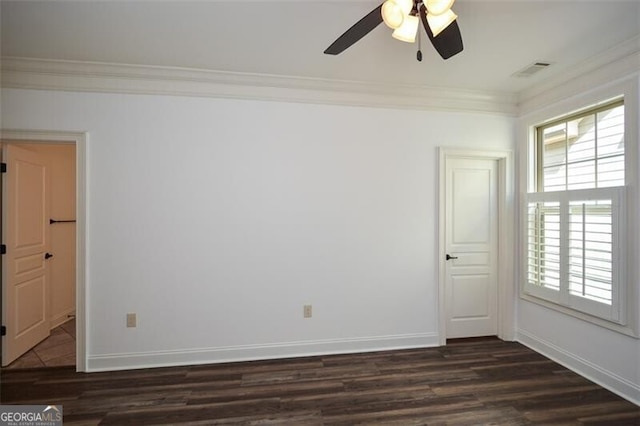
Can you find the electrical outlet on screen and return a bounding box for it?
[126,313,137,328]
[303,305,312,318]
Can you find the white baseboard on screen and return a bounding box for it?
[87,332,439,372]
[50,309,75,330]
[517,329,640,406]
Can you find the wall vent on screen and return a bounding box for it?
[512,61,552,78]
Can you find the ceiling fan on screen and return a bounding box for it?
[324,0,463,61]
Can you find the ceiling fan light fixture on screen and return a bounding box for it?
[323,0,463,59]
[424,0,455,16]
[392,13,419,43]
[427,8,457,37]
[381,0,405,29]
[395,0,414,16]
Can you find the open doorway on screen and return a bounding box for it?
[0,130,87,372]
[2,143,76,368]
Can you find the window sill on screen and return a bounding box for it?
[520,292,639,339]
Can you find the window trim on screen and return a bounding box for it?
[535,99,625,192]
[536,99,624,138]
[520,84,638,338]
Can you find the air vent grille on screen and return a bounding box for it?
[513,61,552,78]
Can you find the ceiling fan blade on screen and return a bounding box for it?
[419,4,463,60]
[324,4,384,55]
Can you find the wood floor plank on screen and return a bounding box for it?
[430,374,590,397]
[187,358,324,377]
[63,418,103,426]
[580,410,640,425]
[475,383,603,404]
[524,400,640,422]
[322,402,520,425]
[67,391,192,416]
[1,338,638,424]
[99,397,284,425]
[188,380,344,405]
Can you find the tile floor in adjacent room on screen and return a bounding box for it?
[3,318,76,369]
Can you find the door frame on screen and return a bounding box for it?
[1,129,87,372]
[438,147,514,345]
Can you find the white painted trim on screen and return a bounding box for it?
[517,77,640,337]
[517,329,640,406]
[0,57,517,115]
[518,36,640,115]
[438,148,515,345]
[86,332,438,372]
[0,129,88,373]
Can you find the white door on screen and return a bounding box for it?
[2,144,50,366]
[444,157,498,338]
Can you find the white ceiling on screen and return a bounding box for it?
[2,0,639,96]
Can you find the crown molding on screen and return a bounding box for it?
[517,36,640,115]
[0,57,517,115]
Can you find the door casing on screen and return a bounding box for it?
[438,147,515,345]
[0,130,87,372]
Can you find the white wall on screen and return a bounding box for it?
[1,88,515,370]
[516,73,640,405]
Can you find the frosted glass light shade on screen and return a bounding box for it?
[427,8,457,36]
[395,0,414,15]
[424,0,455,16]
[392,14,419,43]
[381,0,404,29]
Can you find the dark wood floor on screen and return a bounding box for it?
[2,338,639,425]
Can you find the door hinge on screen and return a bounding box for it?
[1,325,5,336]
[0,162,6,173]
[0,244,5,255]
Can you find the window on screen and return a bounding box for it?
[525,100,626,324]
